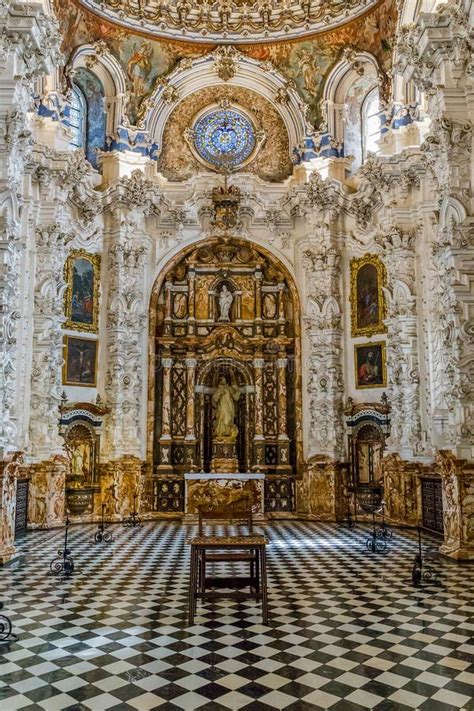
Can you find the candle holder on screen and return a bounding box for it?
[123,494,141,528]
[0,602,18,643]
[94,503,113,543]
[49,517,74,576]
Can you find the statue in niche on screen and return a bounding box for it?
[218,285,233,321]
[213,375,241,441]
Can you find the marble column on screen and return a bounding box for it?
[185,357,197,470]
[276,355,291,472]
[164,279,172,336]
[187,268,196,335]
[158,356,173,473]
[254,269,262,335]
[253,356,265,470]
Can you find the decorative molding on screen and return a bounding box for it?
[74,0,380,44]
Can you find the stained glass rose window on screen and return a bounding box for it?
[189,107,257,171]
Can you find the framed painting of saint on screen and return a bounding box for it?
[63,336,98,387]
[64,250,100,333]
[354,342,387,389]
[350,255,386,337]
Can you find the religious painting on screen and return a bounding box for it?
[63,336,98,387]
[354,342,386,389]
[64,250,100,333]
[350,254,387,337]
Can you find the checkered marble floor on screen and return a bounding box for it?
[0,520,473,711]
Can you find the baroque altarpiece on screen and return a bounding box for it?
[150,239,302,488]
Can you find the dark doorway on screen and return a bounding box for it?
[421,478,444,534]
[15,479,29,538]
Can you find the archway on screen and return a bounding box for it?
[147,238,302,513]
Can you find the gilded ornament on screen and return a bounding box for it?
[350,254,387,338]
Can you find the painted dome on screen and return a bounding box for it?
[74,0,380,44]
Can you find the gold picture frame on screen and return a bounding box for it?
[62,336,98,387]
[350,254,387,338]
[64,250,100,333]
[354,341,387,389]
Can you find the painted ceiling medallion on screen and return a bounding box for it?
[75,0,380,44]
[185,104,265,173]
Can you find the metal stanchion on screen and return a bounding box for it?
[49,517,74,577]
[123,494,141,528]
[412,526,439,587]
[95,503,113,543]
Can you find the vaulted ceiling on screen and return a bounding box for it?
[55,0,397,129]
[73,0,383,44]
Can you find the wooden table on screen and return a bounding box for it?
[188,535,268,625]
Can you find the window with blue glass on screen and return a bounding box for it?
[193,108,256,171]
[69,86,86,150]
[69,68,106,170]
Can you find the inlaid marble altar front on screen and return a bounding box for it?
[184,473,265,519]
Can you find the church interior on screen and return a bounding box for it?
[0,0,473,708]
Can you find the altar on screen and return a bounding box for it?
[184,472,265,522]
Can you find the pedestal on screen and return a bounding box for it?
[211,440,238,474]
[184,472,265,523]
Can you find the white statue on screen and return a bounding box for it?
[213,375,240,440]
[218,285,233,321]
[71,443,88,478]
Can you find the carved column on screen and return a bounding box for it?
[253,356,265,470]
[104,181,158,461]
[29,224,72,458]
[185,356,197,470]
[303,243,344,459]
[0,4,62,454]
[396,3,474,459]
[381,227,424,459]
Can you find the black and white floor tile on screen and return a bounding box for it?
[0,520,473,710]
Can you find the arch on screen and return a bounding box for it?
[439,196,467,229]
[321,51,381,170]
[147,51,307,157]
[68,44,127,136]
[147,236,303,476]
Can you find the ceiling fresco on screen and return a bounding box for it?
[55,0,397,128]
[73,0,382,45]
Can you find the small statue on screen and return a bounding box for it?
[213,375,240,441]
[218,285,233,321]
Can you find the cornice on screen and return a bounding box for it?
[74,0,380,45]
